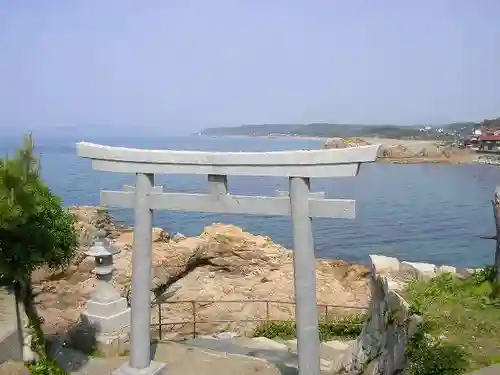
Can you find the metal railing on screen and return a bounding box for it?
[151,299,368,341]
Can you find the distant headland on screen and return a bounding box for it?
[199,117,500,141]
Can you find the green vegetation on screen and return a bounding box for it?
[0,134,78,373]
[405,268,500,374]
[252,314,366,341]
[406,328,468,375]
[28,358,68,375]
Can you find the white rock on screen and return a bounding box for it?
[401,261,436,280]
[369,254,400,277]
[437,265,457,274]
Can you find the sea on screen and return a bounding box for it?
[2,134,500,269]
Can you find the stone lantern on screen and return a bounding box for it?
[80,230,130,356]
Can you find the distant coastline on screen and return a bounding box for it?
[199,118,500,141]
[200,134,328,141]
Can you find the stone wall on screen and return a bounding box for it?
[333,255,478,375]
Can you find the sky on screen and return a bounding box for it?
[0,0,499,136]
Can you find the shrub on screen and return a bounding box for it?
[472,266,497,285]
[0,134,78,371]
[406,329,467,375]
[253,321,296,340]
[28,358,68,375]
[252,314,366,341]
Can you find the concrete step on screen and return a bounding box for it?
[53,334,353,375]
[182,336,300,375]
[282,338,353,372]
[182,336,339,374]
[283,338,353,361]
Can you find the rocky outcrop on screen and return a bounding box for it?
[324,138,347,149]
[34,206,371,340]
[323,138,370,149]
[334,255,479,375]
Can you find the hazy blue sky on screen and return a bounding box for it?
[1,1,499,135]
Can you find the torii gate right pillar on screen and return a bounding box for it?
[290,176,321,374]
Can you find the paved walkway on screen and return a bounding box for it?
[0,287,22,364]
[0,288,17,340]
[467,364,500,375]
[54,341,281,375]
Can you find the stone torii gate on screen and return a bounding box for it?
[77,142,379,375]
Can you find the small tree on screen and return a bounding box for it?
[0,134,79,358]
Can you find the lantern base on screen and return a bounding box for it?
[82,301,130,334]
[86,296,129,317]
[76,297,131,356]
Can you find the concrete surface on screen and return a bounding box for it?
[466,364,500,375]
[0,288,22,364]
[53,341,281,375]
[181,336,350,374]
[0,360,30,375]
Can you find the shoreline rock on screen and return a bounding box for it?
[34,206,372,339]
[323,137,476,165]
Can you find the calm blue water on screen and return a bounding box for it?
[3,134,500,268]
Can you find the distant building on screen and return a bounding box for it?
[477,134,500,153]
[419,125,433,132]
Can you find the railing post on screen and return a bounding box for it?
[192,301,197,339]
[158,304,162,341]
[289,176,321,375]
[265,301,270,330]
[493,187,500,285]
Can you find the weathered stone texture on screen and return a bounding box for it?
[333,255,470,375]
